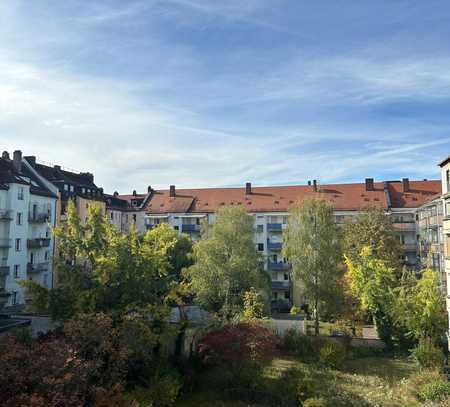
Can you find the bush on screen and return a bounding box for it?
[303,397,327,407]
[290,305,304,316]
[418,380,450,402]
[410,338,445,369]
[319,341,346,369]
[242,288,266,320]
[281,328,314,358]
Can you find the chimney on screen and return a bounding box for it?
[402,178,410,192]
[147,185,152,193]
[2,151,10,160]
[13,150,22,172]
[25,156,36,166]
[307,180,311,186]
[313,179,318,192]
[133,190,137,196]
[169,185,176,197]
[245,182,252,195]
[365,178,374,191]
[54,165,61,172]
[113,191,119,197]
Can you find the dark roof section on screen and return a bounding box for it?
[0,156,56,198]
[28,158,104,201]
[439,156,450,168]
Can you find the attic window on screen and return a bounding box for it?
[274,200,279,204]
[220,202,225,206]
[289,200,294,204]
[204,202,208,206]
[412,197,418,201]
[160,204,164,207]
[364,198,370,202]
[374,198,380,201]
[247,201,252,205]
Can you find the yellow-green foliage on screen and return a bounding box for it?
[319,341,346,369]
[303,397,327,407]
[242,288,266,320]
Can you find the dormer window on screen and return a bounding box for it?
[82,188,86,194]
[70,185,74,192]
[64,184,69,192]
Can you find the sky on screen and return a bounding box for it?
[1,0,450,193]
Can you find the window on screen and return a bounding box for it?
[447,170,450,192]
[44,251,49,261]
[12,291,18,305]
[16,212,22,225]
[257,243,264,252]
[13,265,20,278]
[43,273,48,287]
[110,212,114,220]
[133,214,137,222]
[64,184,69,191]
[284,273,289,281]
[18,187,24,200]
[82,188,86,194]
[284,291,290,300]
[15,238,21,252]
[174,226,179,230]
[256,224,264,233]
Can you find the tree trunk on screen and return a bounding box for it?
[314,299,320,336]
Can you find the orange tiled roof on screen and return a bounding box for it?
[145,182,389,214]
[387,180,441,208]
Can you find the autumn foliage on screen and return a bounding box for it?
[198,322,279,369]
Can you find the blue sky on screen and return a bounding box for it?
[1,0,450,193]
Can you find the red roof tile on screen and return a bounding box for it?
[387,180,441,208]
[145,182,389,214]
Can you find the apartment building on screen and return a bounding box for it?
[439,157,450,340]
[0,151,57,309]
[136,178,440,311]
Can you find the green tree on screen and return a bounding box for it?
[24,202,192,320]
[343,207,401,271]
[392,269,447,344]
[283,198,342,335]
[344,246,397,346]
[184,206,268,317]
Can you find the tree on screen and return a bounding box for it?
[283,198,342,336]
[392,269,447,344]
[342,207,401,271]
[25,202,192,319]
[184,206,268,317]
[344,246,397,346]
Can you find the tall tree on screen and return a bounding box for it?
[344,246,397,346]
[342,207,401,270]
[185,206,268,317]
[283,198,341,335]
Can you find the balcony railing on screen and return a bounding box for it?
[268,262,291,271]
[181,224,201,233]
[27,262,49,274]
[28,212,50,223]
[267,241,282,251]
[267,223,283,232]
[27,238,51,249]
[0,265,9,276]
[271,280,291,290]
[0,209,12,221]
[0,239,11,248]
[402,243,417,252]
[270,299,292,312]
[393,222,416,231]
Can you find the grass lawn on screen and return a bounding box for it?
[176,353,419,407]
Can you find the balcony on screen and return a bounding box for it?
[402,243,417,252]
[27,238,51,249]
[267,241,282,251]
[28,212,50,224]
[181,224,201,233]
[268,261,291,271]
[146,224,155,230]
[393,221,416,232]
[270,299,292,312]
[0,209,12,221]
[0,265,9,276]
[27,262,49,274]
[267,223,283,232]
[0,239,11,248]
[271,280,291,290]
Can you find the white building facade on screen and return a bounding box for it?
[0,151,57,309]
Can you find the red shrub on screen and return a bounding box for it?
[198,322,279,369]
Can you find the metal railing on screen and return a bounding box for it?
[268,262,291,271]
[28,212,50,223]
[0,209,12,221]
[181,224,201,233]
[27,238,51,249]
[27,262,49,274]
